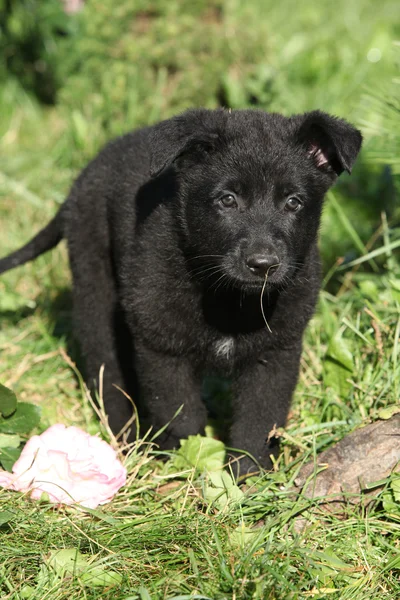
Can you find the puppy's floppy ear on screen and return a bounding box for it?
[296,110,362,175]
[149,109,220,178]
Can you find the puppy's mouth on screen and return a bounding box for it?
[204,264,293,294]
[187,253,296,293]
[221,254,294,291]
[227,271,285,291]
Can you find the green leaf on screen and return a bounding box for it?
[0,446,22,472]
[378,405,400,420]
[390,474,400,503]
[47,549,88,575]
[358,280,379,301]
[0,402,41,434]
[323,334,354,398]
[174,435,225,472]
[0,510,14,526]
[0,383,17,418]
[204,470,244,508]
[81,566,122,587]
[0,433,21,449]
[382,489,400,515]
[326,334,354,371]
[229,522,259,549]
[20,585,35,599]
[46,549,122,588]
[323,361,352,398]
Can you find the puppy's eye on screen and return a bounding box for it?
[285,197,302,212]
[219,193,238,209]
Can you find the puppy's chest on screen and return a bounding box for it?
[213,336,235,360]
[204,330,269,372]
[129,273,281,364]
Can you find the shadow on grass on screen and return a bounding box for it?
[1,284,235,443]
[0,286,83,383]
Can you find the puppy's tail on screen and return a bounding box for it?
[0,210,63,274]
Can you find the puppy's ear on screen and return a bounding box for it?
[296,111,362,175]
[149,110,219,177]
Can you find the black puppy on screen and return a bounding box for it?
[0,109,362,473]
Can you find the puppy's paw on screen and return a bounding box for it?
[227,446,278,481]
[226,452,262,481]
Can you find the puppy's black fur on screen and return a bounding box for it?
[0,108,362,473]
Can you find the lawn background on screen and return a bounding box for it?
[0,0,400,598]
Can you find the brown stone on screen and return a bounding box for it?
[293,414,400,526]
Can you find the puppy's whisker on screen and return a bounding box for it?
[190,263,222,275]
[211,271,233,295]
[186,254,225,262]
[192,265,225,281]
[260,263,280,333]
[213,274,228,294]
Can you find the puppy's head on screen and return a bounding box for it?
[150,108,362,292]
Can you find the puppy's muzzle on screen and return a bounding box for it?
[246,253,280,278]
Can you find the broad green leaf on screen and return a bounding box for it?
[47,549,88,575]
[378,405,400,420]
[204,470,244,508]
[229,522,259,549]
[390,474,400,502]
[358,280,379,301]
[0,383,17,418]
[0,510,14,526]
[382,489,400,515]
[20,585,35,599]
[0,402,41,434]
[46,549,122,588]
[81,566,122,587]
[326,334,354,372]
[323,361,352,398]
[389,279,400,303]
[174,435,225,472]
[0,446,22,472]
[0,433,21,449]
[323,334,354,398]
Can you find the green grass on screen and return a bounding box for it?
[1,0,400,598]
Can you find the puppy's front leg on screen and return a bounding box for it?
[230,344,303,474]
[135,344,206,449]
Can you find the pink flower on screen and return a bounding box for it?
[0,424,127,508]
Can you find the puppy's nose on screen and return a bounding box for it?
[246,254,280,277]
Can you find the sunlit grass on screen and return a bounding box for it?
[0,0,400,597]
